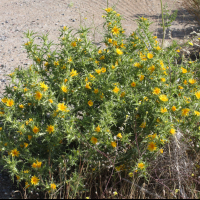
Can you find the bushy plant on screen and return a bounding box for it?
[0,7,199,198]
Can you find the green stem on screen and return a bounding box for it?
[160,0,165,48]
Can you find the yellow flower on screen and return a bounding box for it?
[54,61,59,66]
[148,65,155,73]
[147,142,157,152]
[24,88,28,92]
[120,92,126,98]
[181,67,187,73]
[152,87,161,95]
[49,99,53,103]
[111,141,117,148]
[134,62,141,68]
[47,125,54,133]
[1,97,8,103]
[141,17,147,21]
[170,128,176,135]
[182,108,190,116]
[61,85,68,93]
[51,183,57,190]
[140,122,146,128]
[101,67,106,73]
[131,82,136,87]
[154,46,161,50]
[71,41,77,47]
[95,125,100,132]
[161,107,167,113]
[28,135,32,140]
[117,133,122,138]
[35,91,42,100]
[160,149,163,154]
[113,86,120,93]
[94,89,99,94]
[24,143,29,148]
[178,86,183,90]
[24,170,29,173]
[138,162,145,169]
[19,104,24,109]
[88,100,93,107]
[159,94,168,102]
[100,55,105,60]
[116,48,123,55]
[6,99,14,107]
[70,69,78,77]
[171,106,176,112]
[138,74,144,82]
[40,82,48,91]
[91,137,98,144]
[194,111,200,116]
[11,149,20,157]
[31,175,39,185]
[176,49,180,52]
[128,172,133,177]
[95,69,101,75]
[189,79,196,84]
[85,82,92,89]
[33,126,39,134]
[112,26,120,35]
[105,7,112,12]
[108,38,112,43]
[188,42,193,46]
[58,103,67,111]
[147,53,154,59]
[0,127,2,131]
[195,91,200,99]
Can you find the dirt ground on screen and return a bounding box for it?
[0,0,199,198]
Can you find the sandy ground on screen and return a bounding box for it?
[0,0,199,198]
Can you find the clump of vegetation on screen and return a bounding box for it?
[0,7,199,199]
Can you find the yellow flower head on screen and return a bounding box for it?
[189,79,196,84]
[113,86,120,93]
[105,7,112,12]
[47,125,54,133]
[35,91,42,100]
[152,87,161,95]
[101,67,106,73]
[170,128,176,135]
[1,97,8,103]
[160,149,164,154]
[71,41,77,47]
[112,26,120,35]
[108,38,112,43]
[31,175,39,185]
[49,99,53,103]
[140,122,146,128]
[95,125,101,132]
[147,142,157,151]
[147,53,154,59]
[194,111,200,116]
[11,149,20,157]
[58,103,67,111]
[171,106,176,112]
[6,99,14,107]
[33,126,39,134]
[94,89,99,94]
[111,141,117,148]
[91,136,98,144]
[70,69,78,77]
[88,100,93,107]
[51,183,57,190]
[19,104,24,109]
[161,107,168,113]
[181,108,190,116]
[61,85,68,93]
[181,67,187,73]
[40,82,48,91]
[85,82,92,89]
[134,62,141,68]
[117,133,122,138]
[24,143,29,148]
[159,94,168,102]
[120,92,126,98]
[148,65,155,73]
[195,91,200,99]
[116,48,123,55]
[28,135,32,140]
[139,75,144,81]
[131,82,136,87]
[138,162,145,169]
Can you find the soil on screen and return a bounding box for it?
[0,0,199,198]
